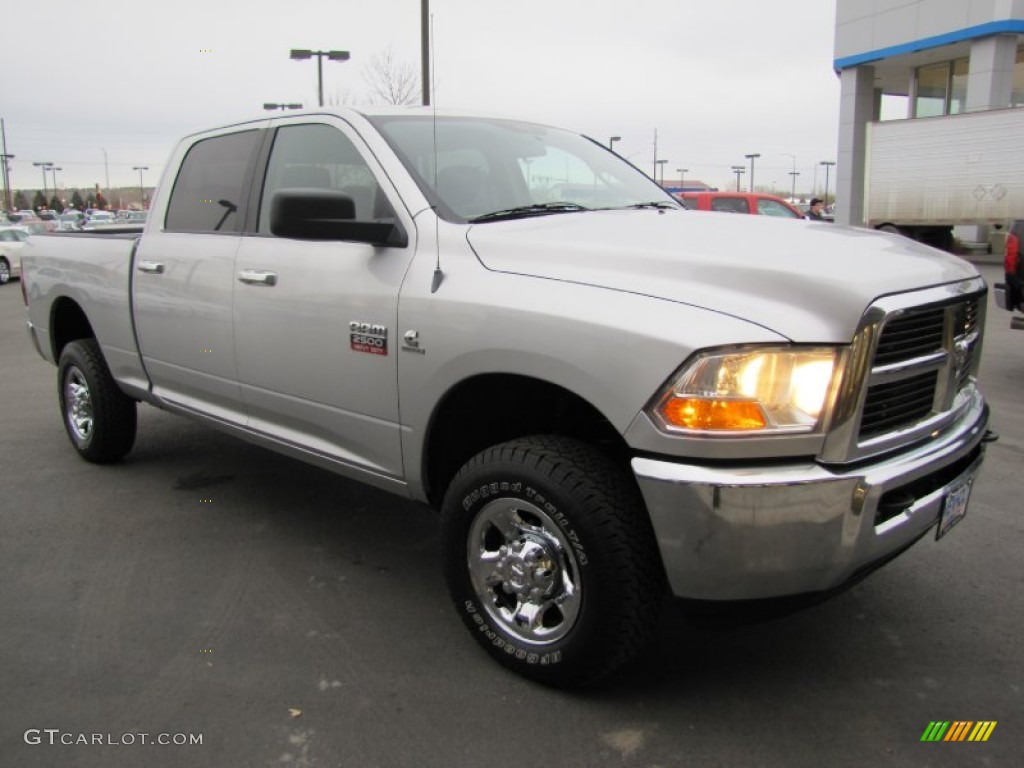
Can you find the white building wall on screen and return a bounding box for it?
[834,0,1024,229]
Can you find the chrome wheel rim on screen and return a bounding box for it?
[64,366,94,443]
[467,497,581,646]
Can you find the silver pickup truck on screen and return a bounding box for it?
[22,108,992,686]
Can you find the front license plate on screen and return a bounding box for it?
[936,476,973,540]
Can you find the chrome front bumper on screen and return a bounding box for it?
[632,394,989,600]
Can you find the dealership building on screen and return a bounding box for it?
[833,0,1024,234]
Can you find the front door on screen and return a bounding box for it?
[232,120,416,480]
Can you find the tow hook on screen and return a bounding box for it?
[982,430,999,444]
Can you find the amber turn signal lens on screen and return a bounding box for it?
[661,397,768,431]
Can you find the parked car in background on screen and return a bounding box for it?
[82,211,116,230]
[58,211,84,231]
[679,192,805,219]
[0,227,29,284]
[18,221,54,235]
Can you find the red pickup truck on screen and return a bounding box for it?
[678,192,805,219]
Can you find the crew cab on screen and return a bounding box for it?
[21,107,993,686]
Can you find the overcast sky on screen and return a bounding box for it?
[2,0,840,201]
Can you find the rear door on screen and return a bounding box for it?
[133,127,263,424]
[231,118,416,481]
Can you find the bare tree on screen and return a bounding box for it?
[363,47,419,106]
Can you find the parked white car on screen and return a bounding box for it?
[0,227,29,284]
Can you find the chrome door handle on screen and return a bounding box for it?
[238,270,278,286]
[136,260,165,274]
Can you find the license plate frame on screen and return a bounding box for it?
[936,474,973,540]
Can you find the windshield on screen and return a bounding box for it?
[368,115,679,223]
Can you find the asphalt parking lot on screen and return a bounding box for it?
[1,264,1020,768]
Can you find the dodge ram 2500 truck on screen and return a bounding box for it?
[22,108,993,686]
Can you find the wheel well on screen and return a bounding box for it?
[422,374,629,506]
[50,298,95,360]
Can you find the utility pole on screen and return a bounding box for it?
[0,118,13,212]
[421,0,430,106]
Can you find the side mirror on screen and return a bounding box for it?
[269,189,407,247]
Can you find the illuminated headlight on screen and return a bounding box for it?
[650,347,841,435]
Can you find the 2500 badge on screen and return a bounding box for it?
[350,322,388,356]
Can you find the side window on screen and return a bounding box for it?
[258,123,392,234]
[678,197,699,210]
[165,130,258,233]
[757,199,801,218]
[710,197,750,214]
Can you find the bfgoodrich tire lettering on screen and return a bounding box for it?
[441,435,664,686]
[57,339,137,463]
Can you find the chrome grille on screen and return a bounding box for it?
[873,307,944,365]
[859,370,938,439]
[821,278,987,465]
[856,293,983,443]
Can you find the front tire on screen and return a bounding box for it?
[0,257,10,285]
[441,436,664,686]
[58,339,137,463]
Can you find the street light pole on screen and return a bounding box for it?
[744,153,760,193]
[133,166,149,210]
[50,166,62,206]
[101,148,110,199]
[731,165,746,192]
[609,135,621,152]
[263,102,303,111]
[676,167,688,190]
[33,161,53,205]
[290,48,351,107]
[820,160,836,206]
[655,159,667,186]
[782,153,797,200]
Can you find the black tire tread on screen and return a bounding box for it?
[58,338,137,463]
[442,434,665,686]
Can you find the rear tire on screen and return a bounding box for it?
[441,435,664,687]
[0,257,10,285]
[58,339,137,463]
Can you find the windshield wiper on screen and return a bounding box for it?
[469,202,590,223]
[623,201,680,210]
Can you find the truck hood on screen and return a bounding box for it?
[465,209,980,341]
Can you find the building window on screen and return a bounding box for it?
[914,58,969,117]
[1013,48,1024,106]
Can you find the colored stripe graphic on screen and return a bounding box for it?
[969,722,997,742]
[921,721,996,742]
[944,721,971,741]
[921,722,949,741]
